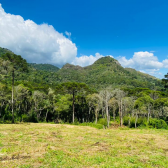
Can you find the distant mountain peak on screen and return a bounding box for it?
[94,56,121,66]
[62,63,83,70]
[0,47,14,57]
[28,63,59,72]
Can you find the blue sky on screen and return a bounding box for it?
[0,0,168,78]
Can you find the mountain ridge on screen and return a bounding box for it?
[0,47,161,89]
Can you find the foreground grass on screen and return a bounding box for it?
[0,123,168,168]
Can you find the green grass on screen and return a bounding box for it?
[0,123,168,167]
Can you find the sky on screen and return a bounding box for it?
[0,0,168,78]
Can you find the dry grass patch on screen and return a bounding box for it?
[0,123,168,167]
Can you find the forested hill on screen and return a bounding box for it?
[28,63,60,72]
[56,56,161,89]
[0,47,162,90]
[0,47,13,56]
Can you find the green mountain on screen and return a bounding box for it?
[55,56,161,89]
[28,63,59,72]
[0,47,13,56]
[0,47,162,90]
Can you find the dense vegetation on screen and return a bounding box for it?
[0,47,168,129]
[28,63,59,72]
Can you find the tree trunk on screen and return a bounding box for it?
[0,106,1,121]
[12,70,14,123]
[72,91,75,123]
[120,100,123,126]
[88,107,91,122]
[113,107,116,121]
[135,111,138,128]
[147,105,150,123]
[108,113,110,127]
[128,114,131,127]
[37,110,42,122]
[95,108,98,124]
[45,109,49,122]
[106,103,109,127]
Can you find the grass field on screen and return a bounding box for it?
[0,123,168,168]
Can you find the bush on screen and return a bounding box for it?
[137,117,147,127]
[98,118,108,128]
[130,117,136,128]
[123,117,147,128]
[148,118,168,129]
[22,114,29,122]
[74,118,79,125]
[123,116,129,126]
[123,116,168,129]
[28,111,38,123]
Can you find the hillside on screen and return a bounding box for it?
[0,47,13,56]
[55,56,161,89]
[28,63,59,72]
[0,47,162,90]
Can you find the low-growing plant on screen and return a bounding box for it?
[98,118,108,128]
[21,114,29,122]
[78,122,104,129]
[148,118,168,129]
[123,116,168,129]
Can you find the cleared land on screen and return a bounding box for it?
[0,123,168,168]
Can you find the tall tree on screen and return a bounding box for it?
[154,98,168,119]
[108,97,118,121]
[162,73,168,89]
[113,89,127,126]
[99,88,113,127]
[134,98,144,128]
[32,90,47,122]
[14,84,30,119]
[122,97,135,126]
[86,93,102,124]
[1,53,28,123]
[57,82,89,123]
[0,83,10,121]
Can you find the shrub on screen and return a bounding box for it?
[22,114,29,122]
[74,118,79,125]
[28,111,38,123]
[98,118,108,128]
[148,118,168,129]
[123,117,147,128]
[123,116,129,126]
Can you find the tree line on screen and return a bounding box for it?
[0,53,168,129]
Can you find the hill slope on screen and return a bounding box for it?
[28,63,59,72]
[0,47,13,56]
[55,56,161,89]
[0,47,162,89]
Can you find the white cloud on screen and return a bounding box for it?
[65,31,71,38]
[71,53,113,67]
[118,51,163,70]
[117,51,168,78]
[0,4,77,67]
[162,59,168,68]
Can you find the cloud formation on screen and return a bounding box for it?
[118,51,163,70]
[117,51,168,78]
[0,4,167,79]
[65,31,71,39]
[0,4,77,67]
[162,59,168,68]
[71,53,113,67]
